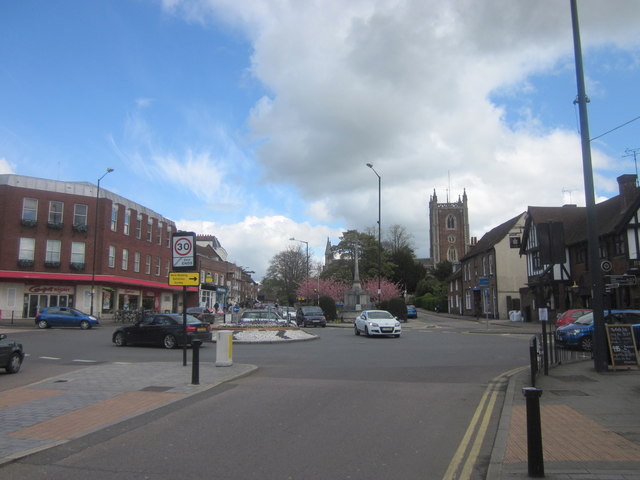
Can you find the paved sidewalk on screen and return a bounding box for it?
[490,360,640,479]
[0,361,256,465]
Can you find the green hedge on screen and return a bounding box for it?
[414,293,448,313]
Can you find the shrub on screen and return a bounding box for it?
[319,296,338,321]
[387,297,408,321]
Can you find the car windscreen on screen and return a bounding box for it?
[574,313,593,325]
[302,307,323,314]
[368,311,394,319]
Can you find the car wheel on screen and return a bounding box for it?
[113,332,127,347]
[37,320,48,329]
[6,353,22,374]
[580,336,593,351]
[163,334,177,349]
[364,325,371,337]
[354,325,360,336]
[80,320,91,330]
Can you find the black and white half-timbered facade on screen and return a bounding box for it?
[519,174,640,321]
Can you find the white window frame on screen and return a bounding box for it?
[108,245,116,268]
[71,242,85,264]
[110,205,118,232]
[19,238,35,261]
[122,248,129,270]
[134,252,141,272]
[48,200,64,224]
[45,240,61,263]
[22,198,38,221]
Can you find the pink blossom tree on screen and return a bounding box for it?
[362,277,403,303]
[297,277,349,304]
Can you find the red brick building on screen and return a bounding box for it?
[429,189,470,265]
[0,174,185,318]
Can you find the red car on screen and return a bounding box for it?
[555,309,592,327]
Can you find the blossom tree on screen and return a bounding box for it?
[297,277,349,304]
[362,277,403,303]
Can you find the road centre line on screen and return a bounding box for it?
[441,366,527,480]
[40,356,61,360]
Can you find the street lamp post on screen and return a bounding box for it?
[366,163,382,301]
[90,168,114,316]
[289,237,309,281]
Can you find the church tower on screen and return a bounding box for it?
[429,189,469,265]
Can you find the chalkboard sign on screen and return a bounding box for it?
[606,324,639,369]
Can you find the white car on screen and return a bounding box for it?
[280,306,296,322]
[354,310,401,338]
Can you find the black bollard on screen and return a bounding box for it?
[522,387,544,477]
[191,339,202,385]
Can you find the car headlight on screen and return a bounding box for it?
[368,322,379,327]
[570,329,581,335]
[89,316,98,321]
[395,321,401,327]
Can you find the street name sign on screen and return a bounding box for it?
[169,272,200,286]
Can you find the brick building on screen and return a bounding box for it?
[1,174,184,318]
[429,189,470,265]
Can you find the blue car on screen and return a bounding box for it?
[555,309,640,351]
[406,305,417,319]
[35,307,100,329]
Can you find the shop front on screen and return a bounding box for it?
[23,284,75,318]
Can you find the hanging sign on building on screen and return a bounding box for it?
[172,231,196,271]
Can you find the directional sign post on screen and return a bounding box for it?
[169,272,200,286]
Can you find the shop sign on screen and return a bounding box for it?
[120,289,141,296]
[27,285,74,294]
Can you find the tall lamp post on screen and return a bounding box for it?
[366,163,382,301]
[90,168,114,316]
[289,237,309,281]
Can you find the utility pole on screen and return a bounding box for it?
[570,0,607,372]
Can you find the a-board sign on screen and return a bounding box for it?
[605,324,639,369]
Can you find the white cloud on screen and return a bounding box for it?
[162,0,640,268]
[176,215,343,279]
[0,157,16,174]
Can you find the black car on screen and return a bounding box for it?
[112,313,211,349]
[296,306,327,327]
[0,333,24,374]
[186,306,216,322]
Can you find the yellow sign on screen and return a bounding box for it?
[169,272,200,286]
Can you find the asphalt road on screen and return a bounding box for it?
[1,314,531,479]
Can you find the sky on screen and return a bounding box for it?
[2,0,640,280]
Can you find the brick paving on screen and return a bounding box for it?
[0,362,256,463]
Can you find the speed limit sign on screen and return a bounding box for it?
[172,232,196,271]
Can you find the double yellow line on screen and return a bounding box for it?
[442,366,526,480]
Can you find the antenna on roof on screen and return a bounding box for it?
[562,187,576,204]
[623,148,640,187]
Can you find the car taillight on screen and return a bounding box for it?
[186,326,196,333]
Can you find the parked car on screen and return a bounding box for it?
[280,306,296,322]
[112,313,211,349]
[555,308,592,327]
[35,307,100,329]
[238,310,292,326]
[296,306,327,328]
[406,305,417,319]
[354,310,402,338]
[186,306,216,322]
[555,309,640,351]
[0,333,24,374]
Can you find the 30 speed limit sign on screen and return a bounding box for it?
[172,232,196,271]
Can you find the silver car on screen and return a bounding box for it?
[354,310,401,338]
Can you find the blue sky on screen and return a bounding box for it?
[2,0,640,279]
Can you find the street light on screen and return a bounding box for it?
[289,237,309,280]
[366,163,382,301]
[90,168,114,316]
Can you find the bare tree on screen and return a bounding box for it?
[264,246,307,303]
[385,224,414,254]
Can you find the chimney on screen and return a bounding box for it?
[617,174,638,209]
